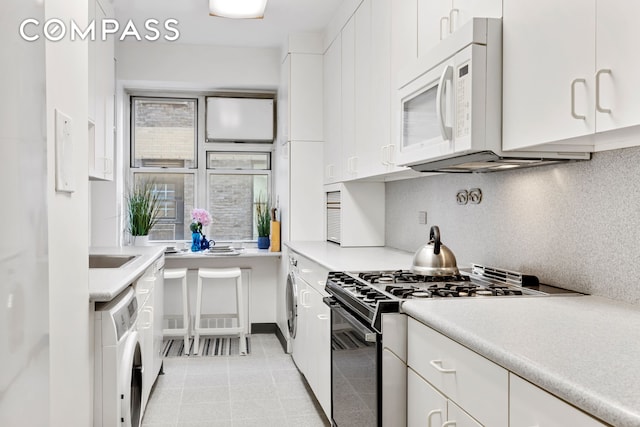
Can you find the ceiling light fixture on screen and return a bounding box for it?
[209,0,268,19]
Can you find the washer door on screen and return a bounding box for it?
[120,331,143,427]
[286,272,298,338]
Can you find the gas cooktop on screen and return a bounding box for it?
[324,264,580,332]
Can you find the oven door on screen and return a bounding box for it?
[326,298,380,427]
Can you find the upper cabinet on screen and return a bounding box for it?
[324,0,407,184]
[503,0,640,152]
[279,52,323,143]
[89,0,115,181]
[419,0,504,57]
[323,34,343,183]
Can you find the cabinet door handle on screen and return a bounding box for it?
[430,359,456,373]
[317,314,329,320]
[436,65,454,141]
[442,422,456,427]
[440,16,449,40]
[449,8,459,33]
[570,78,587,120]
[427,409,442,427]
[326,164,334,179]
[596,68,612,113]
[380,146,388,166]
[388,144,396,165]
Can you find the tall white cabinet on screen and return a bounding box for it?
[88,0,115,181]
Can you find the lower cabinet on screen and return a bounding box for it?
[134,256,165,412]
[407,318,508,427]
[510,374,607,427]
[406,317,608,427]
[408,368,482,427]
[291,254,331,419]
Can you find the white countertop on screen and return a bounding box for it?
[402,295,640,427]
[285,241,414,271]
[89,246,165,302]
[165,247,280,259]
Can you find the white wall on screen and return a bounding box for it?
[116,41,281,90]
[0,1,49,425]
[44,0,93,426]
[386,144,640,305]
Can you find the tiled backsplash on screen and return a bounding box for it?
[386,145,640,304]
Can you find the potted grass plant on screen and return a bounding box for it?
[255,194,271,249]
[126,181,160,246]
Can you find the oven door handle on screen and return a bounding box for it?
[332,304,377,343]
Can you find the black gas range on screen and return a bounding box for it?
[324,264,580,427]
[325,264,578,333]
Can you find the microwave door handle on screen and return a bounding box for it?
[436,64,454,141]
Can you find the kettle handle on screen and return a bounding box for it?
[429,226,441,255]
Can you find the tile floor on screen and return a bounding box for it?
[142,334,330,427]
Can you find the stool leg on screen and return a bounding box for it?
[182,275,190,355]
[194,274,203,355]
[236,274,247,355]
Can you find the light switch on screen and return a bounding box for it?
[55,109,74,193]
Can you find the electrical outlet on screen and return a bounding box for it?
[418,211,428,224]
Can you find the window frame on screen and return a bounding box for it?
[125,91,275,244]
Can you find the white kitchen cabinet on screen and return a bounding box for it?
[503,0,640,152]
[510,374,607,427]
[341,15,357,179]
[280,53,324,142]
[502,0,595,152]
[407,368,447,427]
[417,0,454,57]
[324,0,407,183]
[595,0,640,134]
[134,256,164,411]
[89,0,115,181]
[323,35,343,184]
[291,254,331,419]
[325,181,385,247]
[447,399,483,427]
[391,0,418,78]
[407,317,508,427]
[382,314,408,427]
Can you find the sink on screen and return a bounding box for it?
[89,254,138,269]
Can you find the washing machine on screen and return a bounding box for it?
[285,253,299,353]
[94,286,143,427]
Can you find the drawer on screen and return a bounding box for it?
[510,374,607,427]
[407,318,508,427]
[296,253,329,294]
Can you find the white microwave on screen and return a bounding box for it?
[396,18,589,173]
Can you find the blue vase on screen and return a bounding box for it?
[200,234,211,250]
[257,236,270,249]
[191,232,201,252]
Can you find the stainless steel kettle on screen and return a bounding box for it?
[411,226,460,276]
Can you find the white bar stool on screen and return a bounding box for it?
[194,267,247,355]
[162,268,191,355]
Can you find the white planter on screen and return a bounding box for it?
[132,235,150,246]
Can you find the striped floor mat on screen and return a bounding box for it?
[162,337,250,357]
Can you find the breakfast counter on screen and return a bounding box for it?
[402,295,640,427]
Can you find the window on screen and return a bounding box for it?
[206,152,271,240]
[128,95,273,242]
[132,173,195,241]
[131,98,197,168]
